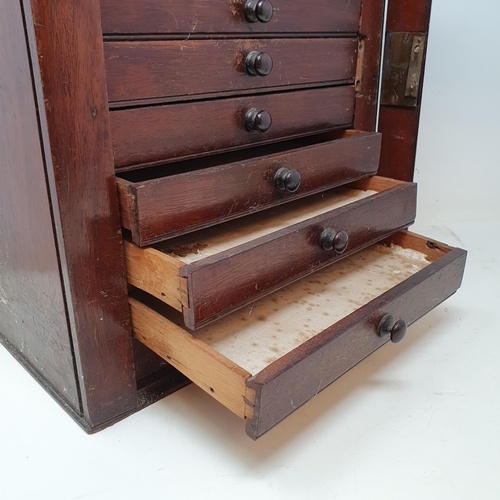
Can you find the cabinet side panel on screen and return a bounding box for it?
[0,1,80,411]
[27,0,137,427]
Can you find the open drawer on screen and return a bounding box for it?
[129,231,467,439]
[117,130,381,246]
[124,176,417,329]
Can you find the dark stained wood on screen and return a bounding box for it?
[105,38,357,102]
[353,0,385,132]
[386,0,433,32]
[2,0,463,440]
[377,0,433,180]
[0,0,80,413]
[118,130,382,246]
[378,108,422,181]
[27,0,137,428]
[100,0,362,35]
[110,85,356,169]
[246,233,467,439]
[182,179,417,329]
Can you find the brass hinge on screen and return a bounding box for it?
[380,32,427,107]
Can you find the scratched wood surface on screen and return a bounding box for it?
[0,0,80,412]
[100,0,362,35]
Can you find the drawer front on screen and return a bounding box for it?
[129,232,467,439]
[101,0,362,35]
[246,237,467,438]
[117,131,382,246]
[105,38,358,103]
[111,86,355,169]
[182,181,416,328]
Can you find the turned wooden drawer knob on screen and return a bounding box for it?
[244,0,274,23]
[274,168,301,192]
[320,228,349,253]
[377,314,408,343]
[246,51,273,76]
[245,108,272,132]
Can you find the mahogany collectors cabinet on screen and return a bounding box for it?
[0,0,466,439]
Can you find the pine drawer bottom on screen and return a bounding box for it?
[129,231,466,439]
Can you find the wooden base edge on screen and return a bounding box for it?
[0,331,190,434]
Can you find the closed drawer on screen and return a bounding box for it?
[129,231,467,439]
[111,86,355,169]
[117,130,381,246]
[124,177,417,329]
[105,38,357,103]
[100,0,362,35]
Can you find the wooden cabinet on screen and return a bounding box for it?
[0,0,466,438]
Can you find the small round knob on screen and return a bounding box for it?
[245,51,273,77]
[245,108,272,132]
[244,0,274,23]
[274,168,301,192]
[377,314,408,343]
[320,228,349,253]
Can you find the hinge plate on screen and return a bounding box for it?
[380,32,427,107]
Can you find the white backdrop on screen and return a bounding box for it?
[1,2,499,499]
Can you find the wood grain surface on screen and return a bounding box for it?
[105,38,357,102]
[130,297,254,419]
[118,130,382,246]
[0,0,80,413]
[100,0,362,35]
[111,85,355,169]
[183,179,417,328]
[28,0,137,428]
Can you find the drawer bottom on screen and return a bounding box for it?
[130,231,466,439]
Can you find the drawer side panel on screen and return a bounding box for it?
[129,297,251,418]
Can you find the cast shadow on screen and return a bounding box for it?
[154,305,460,465]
